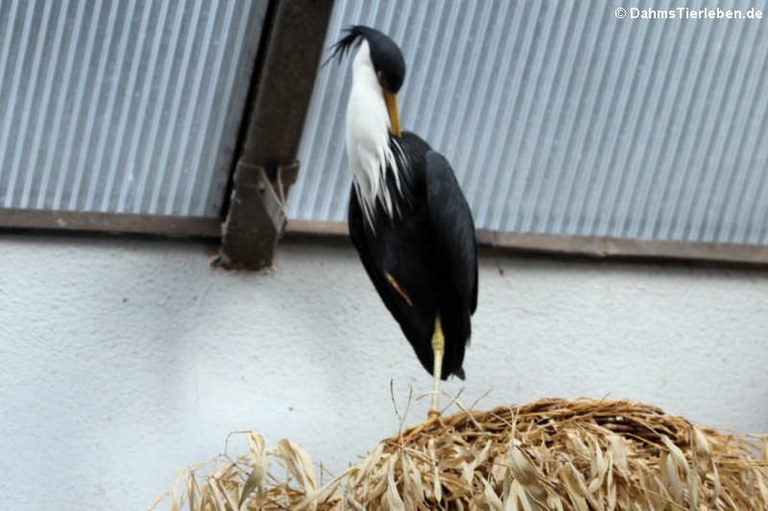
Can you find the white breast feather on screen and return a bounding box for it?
[346,41,402,227]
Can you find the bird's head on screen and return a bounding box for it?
[330,25,405,137]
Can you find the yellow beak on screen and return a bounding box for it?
[384,91,401,137]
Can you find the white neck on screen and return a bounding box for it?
[345,40,401,226]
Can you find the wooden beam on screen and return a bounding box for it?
[285,219,768,267]
[0,209,221,237]
[218,0,334,269]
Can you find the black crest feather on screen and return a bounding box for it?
[324,25,406,92]
[326,25,367,65]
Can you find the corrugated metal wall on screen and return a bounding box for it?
[290,0,768,246]
[0,0,267,218]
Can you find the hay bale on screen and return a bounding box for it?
[153,398,768,510]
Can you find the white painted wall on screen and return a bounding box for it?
[0,234,766,510]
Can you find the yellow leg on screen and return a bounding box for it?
[397,316,446,442]
[429,315,444,419]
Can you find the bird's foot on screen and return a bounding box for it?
[397,409,447,443]
[426,408,446,427]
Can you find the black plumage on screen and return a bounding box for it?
[348,132,478,380]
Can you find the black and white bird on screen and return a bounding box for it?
[331,26,478,419]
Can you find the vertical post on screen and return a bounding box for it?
[218,0,334,269]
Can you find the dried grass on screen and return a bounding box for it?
[151,398,768,510]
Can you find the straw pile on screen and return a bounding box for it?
[152,398,768,510]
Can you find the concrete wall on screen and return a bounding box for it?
[0,234,766,510]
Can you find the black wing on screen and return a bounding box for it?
[425,151,478,316]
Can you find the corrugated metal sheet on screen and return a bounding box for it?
[290,0,768,246]
[0,0,267,217]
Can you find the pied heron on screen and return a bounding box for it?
[331,26,478,420]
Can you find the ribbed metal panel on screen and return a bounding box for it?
[0,0,267,217]
[290,0,768,246]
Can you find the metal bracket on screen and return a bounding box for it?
[215,160,298,269]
